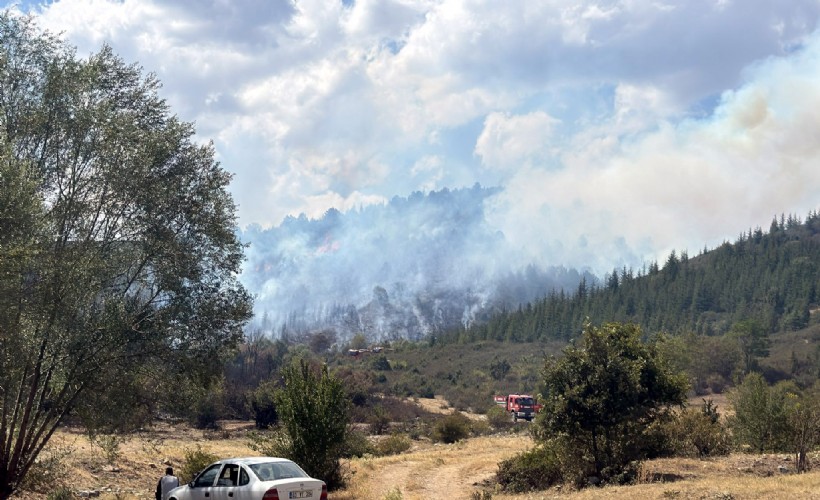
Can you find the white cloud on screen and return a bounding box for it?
[10,0,820,272]
[490,30,820,272]
[475,111,560,171]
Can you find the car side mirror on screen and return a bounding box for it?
[189,481,195,488]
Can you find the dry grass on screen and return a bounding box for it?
[12,409,820,500]
[13,421,257,500]
[405,396,486,420]
[336,431,820,500]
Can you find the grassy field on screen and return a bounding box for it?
[12,401,820,500]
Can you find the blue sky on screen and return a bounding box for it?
[7,0,820,273]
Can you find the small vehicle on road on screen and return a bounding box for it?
[168,457,327,500]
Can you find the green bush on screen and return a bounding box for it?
[93,434,123,465]
[374,434,412,456]
[46,488,74,500]
[431,412,471,444]
[383,487,403,500]
[250,381,279,429]
[707,374,727,394]
[369,405,391,435]
[728,373,794,452]
[469,418,492,436]
[371,355,392,371]
[485,406,511,428]
[534,322,687,486]
[263,359,350,489]
[343,429,374,458]
[180,446,219,484]
[192,395,222,430]
[496,443,565,493]
[663,400,731,457]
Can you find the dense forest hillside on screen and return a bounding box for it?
[239,185,593,342]
[443,212,820,344]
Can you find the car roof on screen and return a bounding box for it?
[216,457,294,466]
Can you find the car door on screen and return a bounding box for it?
[210,463,253,500]
[185,463,221,500]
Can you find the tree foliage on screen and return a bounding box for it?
[728,373,794,453]
[729,319,770,374]
[443,213,820,344]
[534,322,687,485]
[269,359,350,489]
[0,13,251,496]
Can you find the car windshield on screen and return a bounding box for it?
[517,397,534,406]
[249,461,309,481]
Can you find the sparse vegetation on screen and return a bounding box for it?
[663,400,731,457]
[382,486,404,500]
[93,434,124,465]
[45,488,73,500]
[180,446,219,484]
[431,411,473,444]
[485,405,511,428]
[374,434,413,456]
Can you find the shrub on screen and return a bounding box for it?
[46,488,73,500]
[383,487,403,500]
[496,443,565,493]
[180,446,219,484]
[663,401,730,457]
[369,405,391,435]
[343,429,374,458]
[374,434,412,456]
[707,374,727,394]
[93,434,123,465]
[192,395,222,430]
[431,412,471,444]
[490,358,511,381]
[250,381,279,429]
[729,373,794,452]
[469,418,492,436]
[262,359,350,489]
[21,445,72,493]
[486,406,511,429]
[372,355,392,371]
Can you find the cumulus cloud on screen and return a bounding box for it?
[12,0,820,277]
[475,111,560,171]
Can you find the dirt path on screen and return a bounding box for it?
[335,434,531,499]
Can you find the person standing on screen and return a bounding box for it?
[156,466,180,500]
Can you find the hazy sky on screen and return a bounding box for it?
[8,0,820,272]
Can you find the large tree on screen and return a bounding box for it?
[0,13,251,496]
[534,322,687,485]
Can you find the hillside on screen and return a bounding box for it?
[238,185,592,342]
[443,212,820,344]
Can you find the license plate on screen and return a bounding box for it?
[289,491,313,499]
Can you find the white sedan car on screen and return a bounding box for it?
[168,457,327,500]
